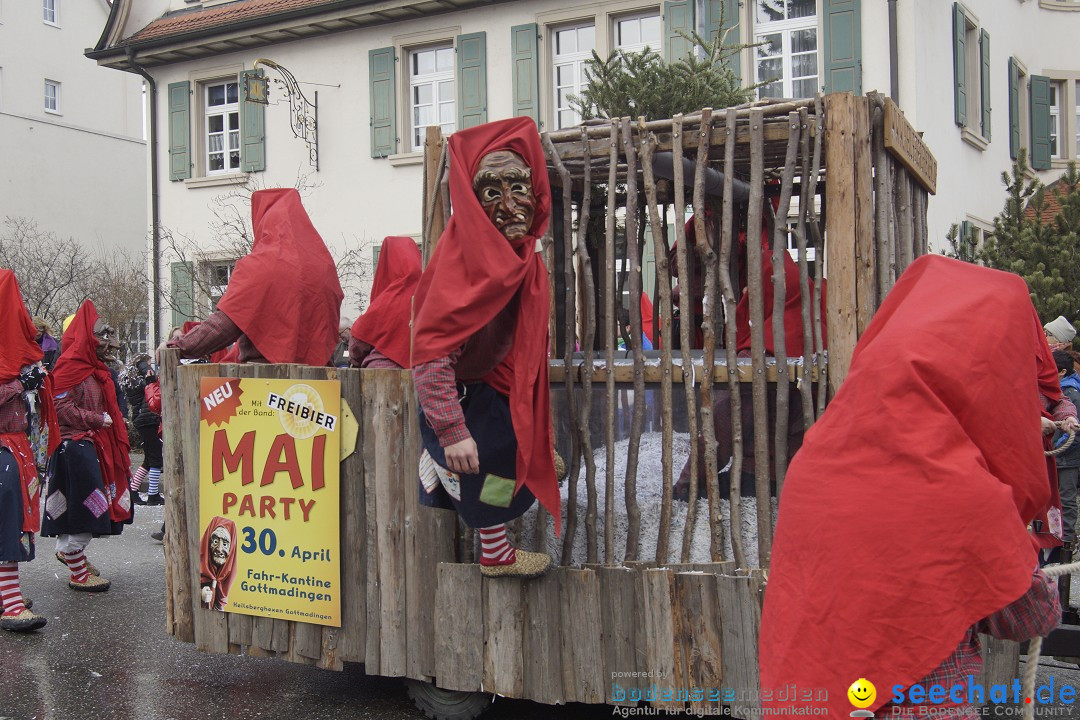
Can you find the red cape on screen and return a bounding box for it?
[199,516,238,608]
[50,299,131,523]
[351,236,422,368]
[217,189,344,365]
[760,255,1056,717]
[640,293,655,347]
[411,117,560,534]
[0,269,60,531]
[681,215,826,355]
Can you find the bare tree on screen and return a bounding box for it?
[83,248,150,363]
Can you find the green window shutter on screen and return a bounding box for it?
[979,29,991,141]
[822,0,862,94]
[167,81,191,181]
[240,69,266,172]
[960,220,972,246]
[1030,74,1052,170]
[369,47,397,158]
[664,0,695,63]
[705,0,741,78]
[170,261,195,326]
[457,32,488,130]
[953,2,967,127]
[1008,57,1021,159]
[511,24,539,124]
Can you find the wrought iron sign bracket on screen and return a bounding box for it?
[250,58,320,171]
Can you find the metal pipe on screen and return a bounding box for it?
[888,0,900,103]
[124,48,162,345]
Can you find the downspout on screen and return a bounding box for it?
[125,48,162,346]
[888,0,900,103]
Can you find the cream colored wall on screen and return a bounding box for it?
[0,0,147,256]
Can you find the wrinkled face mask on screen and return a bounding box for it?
[473,150,535,243]
[93,318,120,363]
[210,527,232,568]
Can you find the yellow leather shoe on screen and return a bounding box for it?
[480,550,552,579]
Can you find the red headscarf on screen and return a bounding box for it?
[681,214,827,355]
[0,269,60,532]
[760,255,1057,717]
[51,299,131,523]
[217,189,344,365]
[411,117,559,534]
[199,516,238,609]
[351,236,422,368]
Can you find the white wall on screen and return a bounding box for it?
[0,0,147,255]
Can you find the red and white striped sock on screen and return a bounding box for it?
[130,466,148,492]
[0,563,26,616]
[63,550,90,584]
[478,524,516,566]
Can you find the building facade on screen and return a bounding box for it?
[0,0,147,255]
[87,0,1080,343]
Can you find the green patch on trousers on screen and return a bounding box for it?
[478,473,516,508]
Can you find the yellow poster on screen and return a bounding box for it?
[198,376,340,627]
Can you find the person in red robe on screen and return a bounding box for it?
[412,117,558,579]
[199,516,238,610]
[760,255,1063,719]
[169,188,344,366]
[43,299,131,593]
[0,270,60,630]
[350,236,422,369]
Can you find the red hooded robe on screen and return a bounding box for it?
[217,189,344,366]
[351,236,422,369]
[199,516,238,609]
[0,269,60,533]
[50,299,131,523]
[411,117,560,534]
[760,255,1059,717]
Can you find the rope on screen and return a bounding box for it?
[1022,559,1080,720]
[1045,427,1076,457]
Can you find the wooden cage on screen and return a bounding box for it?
[161,92,938,713]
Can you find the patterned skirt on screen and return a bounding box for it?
[41,440,127,537]
[419,381,536,528]
[0,447,35,563]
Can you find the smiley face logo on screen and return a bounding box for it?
[848,678,876,709]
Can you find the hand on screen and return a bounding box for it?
[1042,416,1057,435]
[443,437,479,475]
[18,365,45,392]
[102,412,113,428]
[201,586,213,607]
[1064,416,1080,434]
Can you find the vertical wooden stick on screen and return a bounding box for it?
[603,120,619,565]
[793,107,816,431]
[576,125,599,565]
[621,116,644,563]
[810,96,827,418]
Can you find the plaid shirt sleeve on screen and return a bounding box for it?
[168,311,241,360]
[977,566,1061,641]
[0,380,27,434]
[56,378,106,438]
[1043,393,1078,423]
[414,349,470,447]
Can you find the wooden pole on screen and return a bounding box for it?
[576,125,599,565]
[853,97,875,337]
[824,93,858,397]
[621,116,645,562]
[641,127,676,564]
[793,107,816,431]
[810,96,828,418]
[422,126,447,263]
[603,119,619,565]
[719,107,746,569]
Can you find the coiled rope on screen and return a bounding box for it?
[1023,560,1080,719]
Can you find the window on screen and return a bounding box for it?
[552,22,595,130]
[42,0,58,25]
[207,261,235,311]
[44,79,60,114]
[1075,80,1080,158]
[408,45,455,152]
[754,0,818,99]
[952,3,990,146]
[128,319,149,356]
[1050,81,1062,158]
[204,80,240,174]
[613,11,661,55]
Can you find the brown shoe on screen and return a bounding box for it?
[1,609,47,632]
[69,575,111,593]
[480,549,552,579]
[56,551,100,577]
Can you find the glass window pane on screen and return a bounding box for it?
[209,155,224,171]
[209,115,224,133]
[414,83,433,105]
[792,52,817,78]
[414,129,423,148]
[793,78,818,99]
[1051,85,1058,105]
[414,49,434,76]
[556,28,576,55]
[229,131,240,150]
[618,19,640,47]
[758,81,783,99]
[228,112,239,130]
[578,24,595,52]
[790,0,816,19]
[757,58,784,83]
[229,151,240,168]
[559,110,576,129]
[209,135,224,153]
[439,102,454,124]
[226,83,238,104]
[417,105,434,126]
[558,88,573,108]
[756,34,783,58]
[556,64,572,88]
[640,15,661,45]
[208,84,225,106]
[436,48,454,73]
[439,80,454,102]
[791,28,817,54]
[757,0,785,24]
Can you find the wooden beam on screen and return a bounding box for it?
[824,93,859,396]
